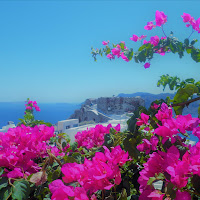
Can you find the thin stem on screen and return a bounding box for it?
[183,188,200,197]
[161,25,167,37]
[102,190,105,200]
[188,29,195,39]
[171,96,200,107]
[114,185,117,200]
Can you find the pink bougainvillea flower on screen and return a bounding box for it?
[137,136,158,154]
[7,168,24,179]
[75,124,120,149]
[102,40,109,45]
[164,146,190,188]
[144,21,156,30]
[144,62,150,69]
[147,190,165,199]
[130,34,139,42]
[34,105,41,111]
[155,103,172,122]
[0,124,57,178]
[121,52,129,62]
[192,127,200,139]
[150,36,160,46]
[176,114,200,133]
[144,127,150,131]
[74,187,89,200]
[49,179,67,194]
[155,10,167,26]
[136,113,149,126]
[138,152,165,197]
[54,145,129,197]
[143,40,150,45]
[155,48,165,56]
[111,45,121,58]
[181,13,200,33]
[181,13,192,23]
[138,35,147,40]
[151,103,160,110]
[106,54,114,60]
[26,106,32,110]
[61,162,85,184]
[26,100,40,112]
[50,184,75,200]
[161,36,167,40]
[175,190,191,200]
[154,126,175,138]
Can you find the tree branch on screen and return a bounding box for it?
[171,96,200,107]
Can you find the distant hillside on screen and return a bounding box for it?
[118,92,199,117]
[118,92,175,108]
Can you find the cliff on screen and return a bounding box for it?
[69,96,145,123]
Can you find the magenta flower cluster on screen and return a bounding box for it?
[102,11,200,70]
[135,103,200,199]
[49,145,129,200]
[182,13,200,33]
[144,10,167,30]
[0,124,63,179]
[25,100,40,111]
[75,124,120,149]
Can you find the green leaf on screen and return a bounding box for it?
[173,84,198,114]
[0,186,12,200]
[120,188,128,200]
[12,180,30,200]
[169,42,177,53]
[156,173,165,180]
[186,48,192,54]
[71,152,82,163]
[191,49,200,62]
[71,142,78,152]
[138,50,146,62]
[184,38,189,46]
[124,49,134,61]
[103,134,114,148]
[123,137,140,159]
[63,155,77,163]
[0,177,8,190]
[134,55,139,63]
[0,168,4,176]
[191,39,198,45]
[198,104,200,118]
[119,42,125,50]
[185,78,195,84]
[147,177,156,185]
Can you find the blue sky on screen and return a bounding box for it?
[0,1,199,103]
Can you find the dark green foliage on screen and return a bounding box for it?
[92,36,200,65]
[12,180,30,200]
[157,74,200,115]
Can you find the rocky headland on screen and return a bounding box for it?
[69,96,145,123]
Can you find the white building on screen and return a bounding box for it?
[0,121,16,132]
[56,119,79,134]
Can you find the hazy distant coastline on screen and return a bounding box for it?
[0,92,199,128]
[118,92,199,117]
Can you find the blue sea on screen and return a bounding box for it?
[0,102,80,128]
